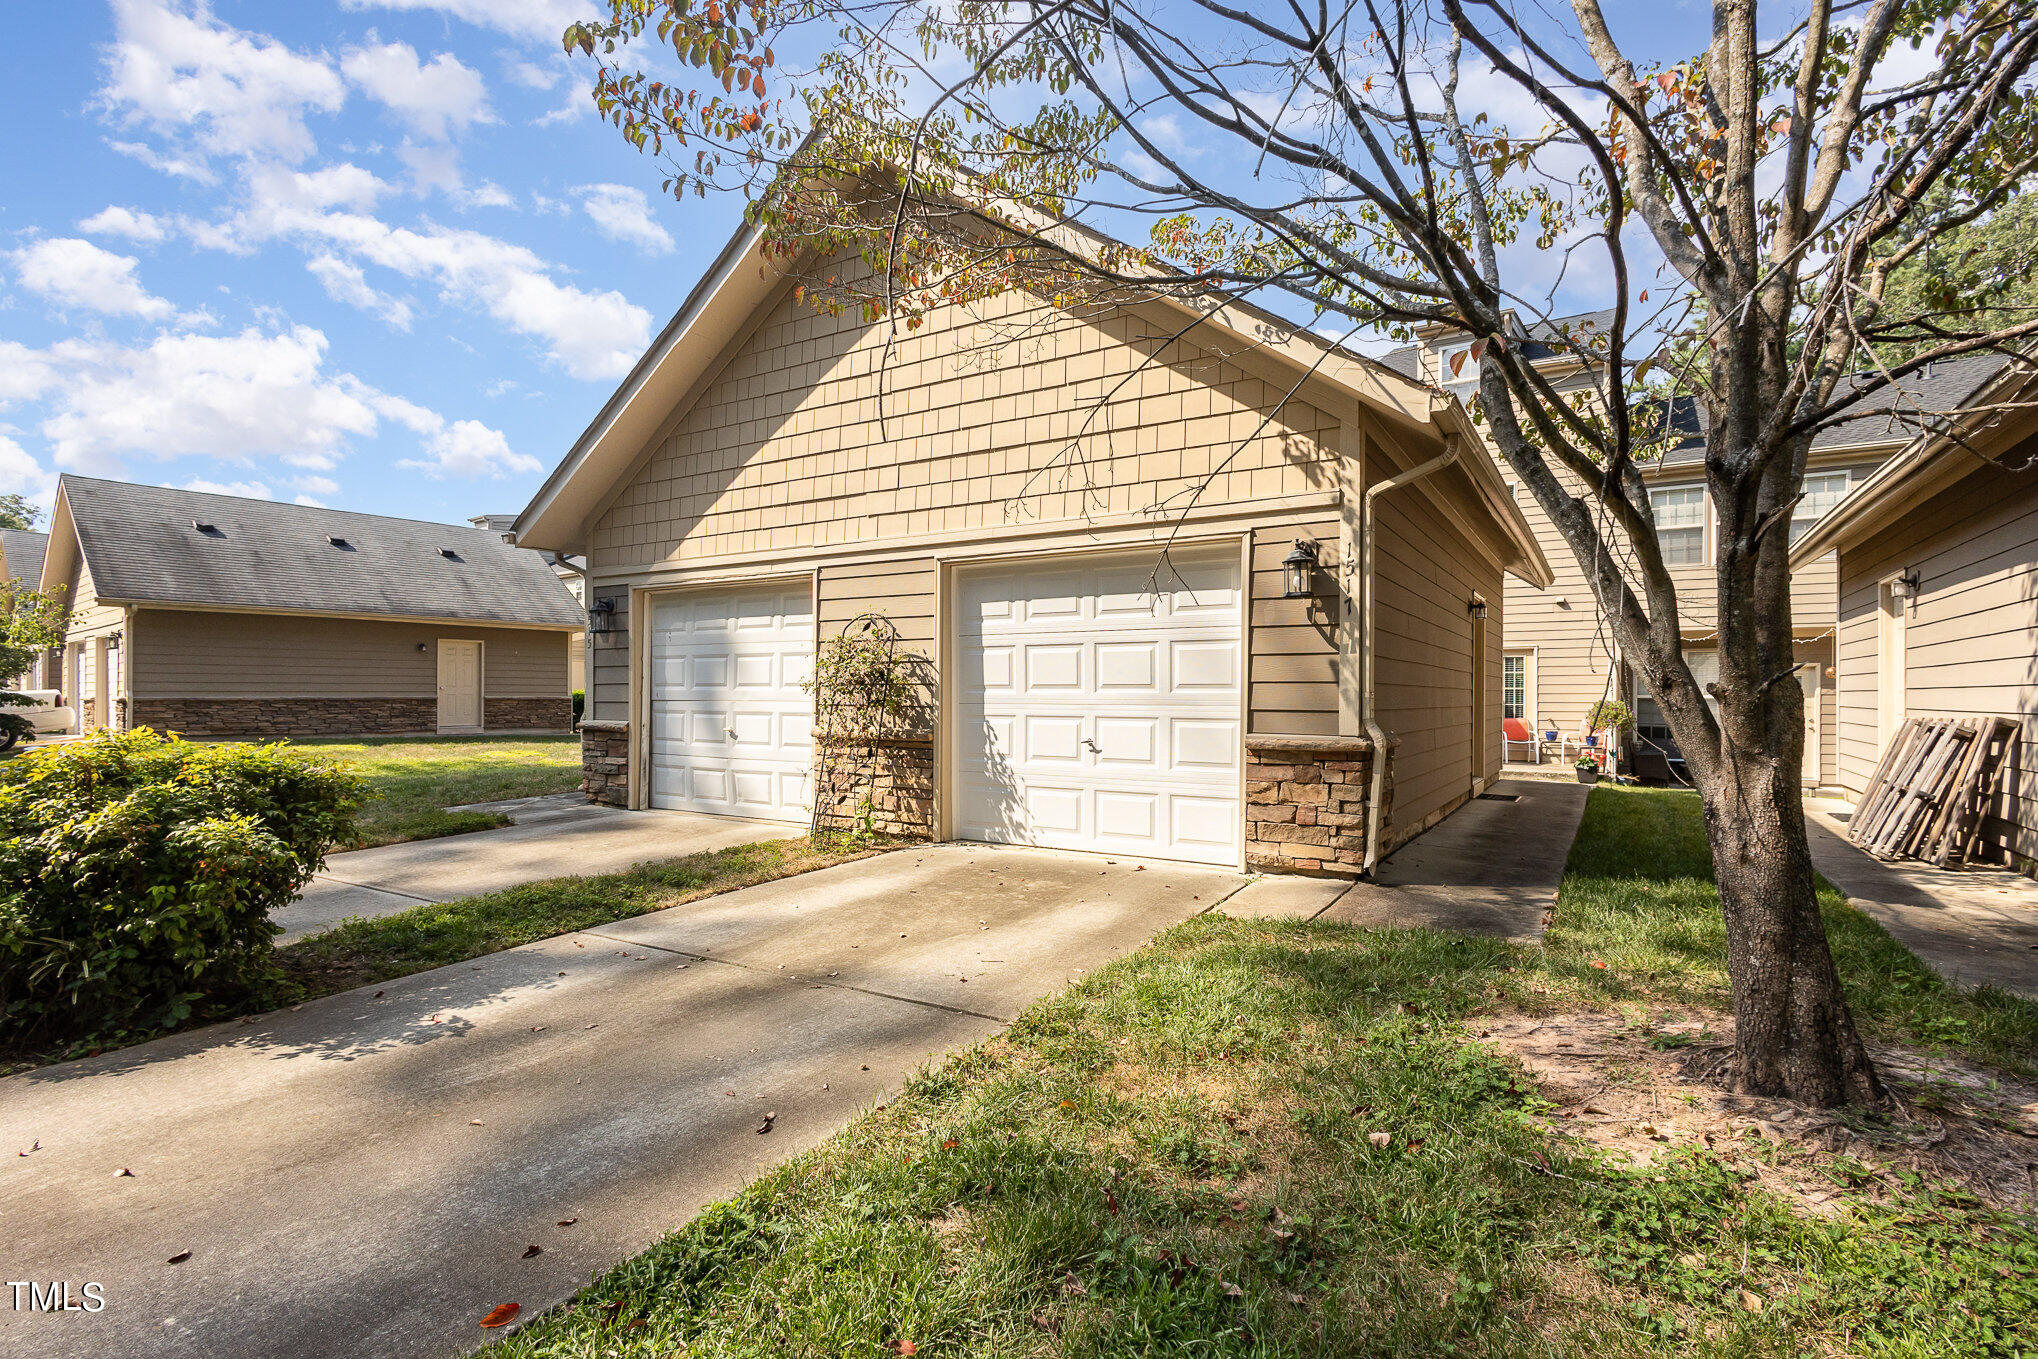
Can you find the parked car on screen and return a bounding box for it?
[1,690,76,751]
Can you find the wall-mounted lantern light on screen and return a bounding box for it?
[589,595,618,636]
[1888,570,1920,604]
[1468,595,1489,621]
[1280,539,1320,599]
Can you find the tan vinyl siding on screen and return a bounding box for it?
[1248,519,1340,735]
[589,586,631,722]
[1834,445,2038,868]
[1375,485,1506,834]
[130,609,568,700]
[818,557,937,735]
[589,281,1340,571]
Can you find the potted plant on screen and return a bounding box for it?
[1574,754,1600,785]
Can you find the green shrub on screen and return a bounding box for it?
[0,729,364,1046]
[571,688,585,726]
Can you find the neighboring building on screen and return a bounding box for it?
[41,477,584,737]
[514,225,1553,875]
[1385,318,2003,786]
[1791,361,2038,873]
[471,513,588,696]
[1,528,51,688]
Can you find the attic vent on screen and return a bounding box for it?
[326,535,353,550]
[192,520,223,537]
[437,547,463,561]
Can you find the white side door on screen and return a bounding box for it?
[436,640,483,732]
[647,583,814,822]
[954,545,1242,866]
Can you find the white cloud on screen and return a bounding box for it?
[401,419,540,478]
[210,183,652,377]
[503,55,564,90]
[395,142,513,209]
[306,254,415,329]
[341,40,494,142]
[578,183,674,254]
[12,238,178,320]
[183,477,273,499]
[79,206,168,243]
[5,324,526,484]
[246,161,393,216]
[99,0,346,165]
[0,434,57,504]
[293,493,328,506]
[338,0,596,42]
[0,344,60,408]
[107,139,218,185]
[34,326,379,472]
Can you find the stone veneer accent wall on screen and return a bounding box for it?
[581,720,630,807]
[812,736,935,838]
[1244,735,1390,876]
[132,697,436,737]
[483,696,574,731]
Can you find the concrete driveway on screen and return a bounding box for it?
[278,803,796,942]
[0,844,1245,1359]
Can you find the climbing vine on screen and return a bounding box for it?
[802,614,927,839]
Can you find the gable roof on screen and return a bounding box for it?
[514,219,1553,588]
[0,529,47,590]
[48,476,583,629]
[1790,358,2038,564]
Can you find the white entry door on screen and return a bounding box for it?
[954,545,1242,866]
[1797,664,1820,785]
[647,583,813,822]
[436,640,483,732]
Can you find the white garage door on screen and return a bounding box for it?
[647,583,813,822]
[954,546,1242,865]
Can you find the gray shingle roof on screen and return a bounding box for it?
[58,476,584,628]
[1,529,47,590]
[1651,353,2008,467]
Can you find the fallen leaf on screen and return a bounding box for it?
[116,1167,134,1178]
[18,1140,39,1157]
[522,1245,543,1259]
[1739,1290,1763,1313]
[894,1341,918,1356]
[557,1218,578,1227]
[1406,1137,1426,1152]
[757,1112,776,1134]
[167,1251,191,1264]
[1220,1281,1244,1298]
[470,1120,484,1126]
[1367,1131,1393,1148]
[531,1025,547,1033]
[1590,960,1608,969]
[480,1303,521,1328]
[373,990,384,998]
[941,1138,958,1150]
[1062,1272,1087,1297]
[1104,1188,1120,1216]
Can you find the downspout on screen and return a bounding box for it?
[1361,433,1462,876]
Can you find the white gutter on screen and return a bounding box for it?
[1361,434,1462,876]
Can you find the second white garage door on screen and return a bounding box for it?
[953,546,1242,865]
[647,582,813,822]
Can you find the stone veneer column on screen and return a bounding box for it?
[580,720,630,807]
[1243,734,1391,876]
[812,736,935,838]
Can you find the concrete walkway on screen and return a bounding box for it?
[1221,778,1591,940]
[1805,797,2038,998]
[279,803,796,942]
[0,845,1245,1359]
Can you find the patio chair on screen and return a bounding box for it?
[1559,718,1609,763]
[1502,717,1542,764]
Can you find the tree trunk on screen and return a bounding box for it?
[1690,695,1885,1107]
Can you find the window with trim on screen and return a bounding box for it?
[1650,484,1707,566]
[1502,654,1527,720]
[1790,470,1851,543]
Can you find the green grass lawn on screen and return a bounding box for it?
[288,733,583,847]
[491,785,2038,1358]
[278,836,877,1002]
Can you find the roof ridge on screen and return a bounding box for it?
[57,474,510,540]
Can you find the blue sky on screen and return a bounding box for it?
[0,0,729,527]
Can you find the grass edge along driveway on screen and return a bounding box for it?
[487,785,2038,1359]
[287,733,583,848]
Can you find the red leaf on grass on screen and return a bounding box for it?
[479,1303,521,1328]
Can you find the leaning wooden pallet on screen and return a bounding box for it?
[1848,717,1929,848]
[1848,714,2018,868]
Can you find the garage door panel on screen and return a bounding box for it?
[648,584,813,823]
[955,546,1242,866]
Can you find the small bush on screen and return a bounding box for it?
[571,688,585,726]
[0,729,364,1046]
